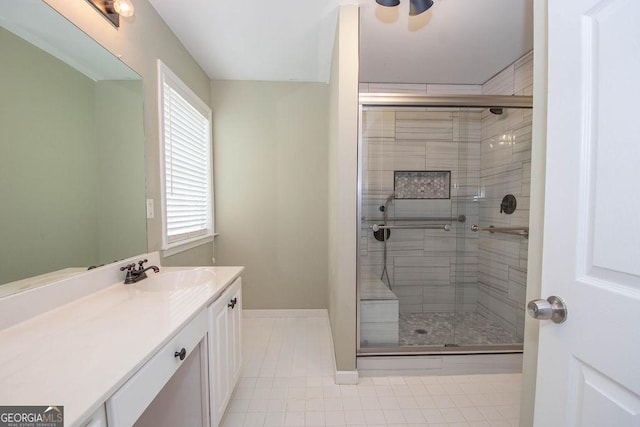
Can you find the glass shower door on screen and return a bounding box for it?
[358,106,468,350]
[358,103,531,352]
[454,106,532,347]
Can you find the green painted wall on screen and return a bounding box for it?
[211,80,329,309]
[95,80,147,264]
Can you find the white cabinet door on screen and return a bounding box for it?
[208,278,243,427]
[535,0,640,424]
[227,280,242,386]
[209,294,230,426]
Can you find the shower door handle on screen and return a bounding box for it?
[527,296,567,324]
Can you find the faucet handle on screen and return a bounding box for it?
[137,259,148,269]
[120,263,135,272]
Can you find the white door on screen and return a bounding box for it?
[534,0,640,425]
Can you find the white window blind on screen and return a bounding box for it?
[159,61,213,250]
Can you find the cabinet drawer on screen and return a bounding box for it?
[106,310,208,427]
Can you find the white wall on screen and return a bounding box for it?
[210,80,329,309]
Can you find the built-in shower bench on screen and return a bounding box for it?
[360,275,399,346]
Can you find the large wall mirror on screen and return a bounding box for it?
[0,1,147,296]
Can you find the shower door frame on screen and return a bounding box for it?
[356,94,534,356]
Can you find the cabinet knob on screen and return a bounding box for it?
[174,347,187,360]
[228,297,238,309]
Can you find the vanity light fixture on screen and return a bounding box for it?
[375,0,434,16]
[86,0,135,28]
[111,0,135,17]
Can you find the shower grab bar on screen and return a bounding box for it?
[371,223,451,232]
[470,224,529,237]
[363,215,466,223]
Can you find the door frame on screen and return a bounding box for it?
[519,0,548,425]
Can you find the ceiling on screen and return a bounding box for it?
[148,0,533,85]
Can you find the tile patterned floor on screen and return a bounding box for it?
[221,313,522,427]
[398,312,520,347]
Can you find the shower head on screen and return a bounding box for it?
[489,107,504,115]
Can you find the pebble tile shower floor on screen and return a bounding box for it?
[399,312,519,347]
[221,313,522,427]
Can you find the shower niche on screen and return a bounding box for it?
[394,171,451,199]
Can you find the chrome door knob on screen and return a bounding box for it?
[527,296,567,323]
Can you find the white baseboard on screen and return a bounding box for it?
[325,314,359,385]
[335,370,359,385]
[242,309,328,318]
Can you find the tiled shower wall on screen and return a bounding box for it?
[478,51,533,341]
[359,51,533,340]
[359,105,481,315]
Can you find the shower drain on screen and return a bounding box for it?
[414,329,428,335]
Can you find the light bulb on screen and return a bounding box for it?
[113,0,134,17]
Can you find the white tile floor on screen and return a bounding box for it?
[221,313,521,427]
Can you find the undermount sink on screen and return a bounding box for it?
[134,269,214,292]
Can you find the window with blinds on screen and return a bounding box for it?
[158,61,213,251]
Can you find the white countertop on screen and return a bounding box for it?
[0,265,243,426]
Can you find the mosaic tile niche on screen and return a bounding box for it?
[394,171,451,199]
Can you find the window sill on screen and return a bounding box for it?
[162,235,214,258]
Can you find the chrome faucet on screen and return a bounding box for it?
[120,259,160,284]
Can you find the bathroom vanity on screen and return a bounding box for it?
[0,253,243,427]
